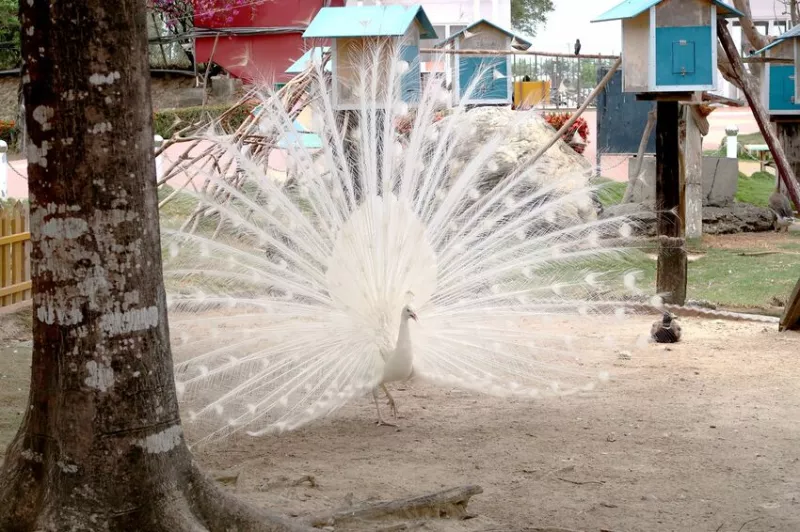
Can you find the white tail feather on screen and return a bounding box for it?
[162,42,650,446]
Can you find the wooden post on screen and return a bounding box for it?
[684,106,704,238]
[780,276,800,331]
[656,100,688,305]
[717,18,800,211]
[776,122,800,197]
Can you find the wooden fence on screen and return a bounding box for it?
[0,201,31,307]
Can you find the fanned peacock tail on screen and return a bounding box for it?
[161,42,654,446]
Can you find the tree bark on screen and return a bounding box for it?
[0,2,310,531]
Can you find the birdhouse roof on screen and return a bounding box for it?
[436,19,532,50]
[302,5,437,40]
[591,0,743,23]
[285,47,332,74]
[751,26,800,56]
[277,120,323,150]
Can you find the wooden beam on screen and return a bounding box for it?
[779,277,800,331]
[776,122,800,197]
[420,47,619,60]
[656,100,688,305]
[635,92,699,102]
[742,56,793,64]
[718,19,800,211]
[684,105,704,239]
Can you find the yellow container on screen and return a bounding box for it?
[513,81,550,109]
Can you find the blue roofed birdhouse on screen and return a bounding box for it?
[302,4,437,111]
[592,0,743,94]
[751,27,800,117]
[437,20,531,107]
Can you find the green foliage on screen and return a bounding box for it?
[735,170,775,207]
[0,118,15,145]
[0,0,20,69]
[510,0,554,36]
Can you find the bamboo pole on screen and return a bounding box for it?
[522,56,622,169]
[717,19,800,211]
[420,47,619,60]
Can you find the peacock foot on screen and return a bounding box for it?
[375,418,397,427]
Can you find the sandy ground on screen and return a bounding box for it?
[1,307,799,531]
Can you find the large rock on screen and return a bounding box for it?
[444,107,590,190]
[440,107,596,223]
[602,201,775,235]
[628,155,739,206]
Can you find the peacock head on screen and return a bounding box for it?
[402,305,418,322]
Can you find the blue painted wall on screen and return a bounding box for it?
[768,64,800,112]
[458,57,508,101]
[400,45,421,104]
[596,67,657,155]
[655,25,713,87]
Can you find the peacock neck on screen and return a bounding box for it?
[396,317,412,350]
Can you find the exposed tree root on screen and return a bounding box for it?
[180,463,316,532]
[305,485,483,528]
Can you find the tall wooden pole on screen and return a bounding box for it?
[656,101,688,305]
[717,18,800,211]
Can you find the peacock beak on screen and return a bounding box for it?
[410,312,418,322]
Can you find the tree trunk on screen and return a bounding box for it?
[0,2,310,531]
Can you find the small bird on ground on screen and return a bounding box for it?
[769,178,794,232]
[650,312,682,343]
[574,39,582,56]
[373,305,418,426]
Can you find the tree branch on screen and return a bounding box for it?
[305,485,484,528]
[733,0,772,51]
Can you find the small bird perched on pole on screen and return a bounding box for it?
[650,312,682,343]
[574,39,581,56]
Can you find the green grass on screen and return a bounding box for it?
[734,171,774,207]
[545,233,800,310]
[590,177,627,207]
[682,246,800,308]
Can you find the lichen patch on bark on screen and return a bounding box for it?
[135,425,183,454]
[84,360,115,392]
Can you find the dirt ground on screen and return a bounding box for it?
[1,310,799,531]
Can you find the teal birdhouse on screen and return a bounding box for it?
[751,27,800,117]
[436,20,531,106]
[302,4,437,110]
[592,0,743,94]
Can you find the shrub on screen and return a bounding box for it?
[0,119,16,146]
[152,100,258,138]
[544,112,590,155]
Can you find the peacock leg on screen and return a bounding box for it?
[372,386,396,427]
[382,383,399,418]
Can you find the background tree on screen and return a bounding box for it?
[0,0,19,69]
[511,0,554,37]
[0,1,308,530]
